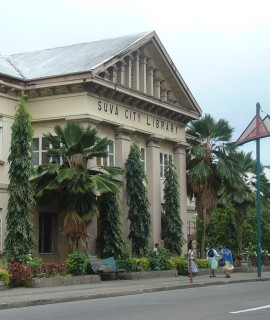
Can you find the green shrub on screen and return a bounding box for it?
[116,256,138,272]
[134,258,151,271]
[147,248,172,271]
[196,259,210,269]
[166,257,177,270]
[170,256,188,275]
[66,251,90,276]
[19,254,42,277]
[0,269,12,287]
[118,254,209,274]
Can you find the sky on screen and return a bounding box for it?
[1,0,269,167]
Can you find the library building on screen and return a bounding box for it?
[0,31,201,262]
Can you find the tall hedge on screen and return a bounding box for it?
[163,155,184,255]
[4,94,36,260]
[95,193,127,258]
[125,142,151,256]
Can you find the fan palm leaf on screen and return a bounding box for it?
[186,114,242,256]
[32,121,123,251]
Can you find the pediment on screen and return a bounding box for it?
[92,31,201,118]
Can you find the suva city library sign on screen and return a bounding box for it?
[92,98,183,139]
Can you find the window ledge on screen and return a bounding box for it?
[0,160,5,165]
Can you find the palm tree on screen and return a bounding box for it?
[186,114,243,257]
[219,151,270,257]
[31,121,123,252]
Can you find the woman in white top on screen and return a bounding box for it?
[188,245,198,276]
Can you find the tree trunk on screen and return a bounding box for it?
[238,219,243,265]
[238,220,243,256]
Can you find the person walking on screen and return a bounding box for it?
[206,246,220,277]
[221,246,234,278]
[188,245,198,277]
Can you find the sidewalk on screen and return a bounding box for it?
[0,271,269,310]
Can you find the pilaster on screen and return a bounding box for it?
[146,137,161,247]
[115,126,134,240]
[173,142,188,254]
[139,54,147,93]
[108,66,117,83]
[154,78,161,100]
[161,88,168,102]
[124,56,133,89]
[132,51,140,91]
[146,66,154,96]
[116,61,126,86]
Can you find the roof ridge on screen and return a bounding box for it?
[5,56,26,79]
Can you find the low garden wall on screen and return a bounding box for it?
[31,270,178,286]
[31,274,100,288]
[119,269,178,280]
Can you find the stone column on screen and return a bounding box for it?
[173,142,189,255]
[109,66,117,83]
[132,51,140,91]
[161,88,168,102]
[139,54,147,93]
[146,137,161,247]
[124,56,133,89]
[146,66,154,96]
[116,61,125,85]
[154,78,161,100]
[115,126,134,241]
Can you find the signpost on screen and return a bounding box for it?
[236,103,270,277]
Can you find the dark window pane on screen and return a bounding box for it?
[39,213,53,253]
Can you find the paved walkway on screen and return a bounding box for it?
[0,271,269,310]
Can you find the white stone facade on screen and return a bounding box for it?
[0,31,201,262]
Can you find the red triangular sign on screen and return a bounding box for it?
[236,114,270,145]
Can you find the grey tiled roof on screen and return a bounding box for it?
[1,32,150,80]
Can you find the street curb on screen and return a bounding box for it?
[0,277,269,310]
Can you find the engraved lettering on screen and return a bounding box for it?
[110,104,114,114]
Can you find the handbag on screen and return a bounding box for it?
[218,257,226,267]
